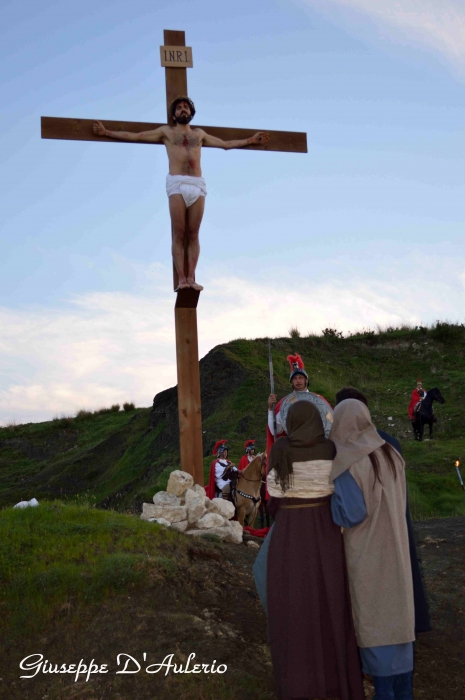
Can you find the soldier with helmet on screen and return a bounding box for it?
[205,440,240,499]
[238,440,256,471]
[266,353,333,453]
[93,97,268,292]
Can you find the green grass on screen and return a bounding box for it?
[0,502,186,639]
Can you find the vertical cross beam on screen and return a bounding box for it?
[164,30,204,486]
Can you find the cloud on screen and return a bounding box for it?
[1,260,464,425]
[296,0,465,70]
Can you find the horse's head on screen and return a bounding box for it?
[242,453,265,479]
[429,388,445,404]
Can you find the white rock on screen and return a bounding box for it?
[223,520,244,544]
[192,484,206,497]
[153,491,181,506]
[13,498,39,509]
[211,498,235,520]
[187,497,207,525]
[185,527,227,540]
[140,503,187,523]
[147,517,171,527]
[246,540,260,549]
[167,470,194,497]
[184,488,200,506]
[205,498,219,513]
[196,512,226,529]
[170,519,188,532]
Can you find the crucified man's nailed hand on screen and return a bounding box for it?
[93,97,269,292]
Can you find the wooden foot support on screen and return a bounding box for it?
[174,288,203,485]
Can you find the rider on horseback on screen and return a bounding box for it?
[208,440,240,499]
[408,379,425,421]
[238,440,256,471]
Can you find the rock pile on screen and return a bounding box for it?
[140,470,243,544]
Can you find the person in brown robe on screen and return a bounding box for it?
[266,401,365,700]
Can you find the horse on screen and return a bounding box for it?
[227,453,266,527]
[411,387,445,441]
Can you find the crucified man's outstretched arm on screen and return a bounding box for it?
[93,100,269,291]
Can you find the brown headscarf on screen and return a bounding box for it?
[329,399,385,482]
[269,400,336,492]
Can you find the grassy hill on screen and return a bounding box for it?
[1,322,465,519]
[0,502,273,700]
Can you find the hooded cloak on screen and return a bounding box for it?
[330,398,385,482]
[265,400,364,700]
[268,400,335,493]
[330,399,415,648]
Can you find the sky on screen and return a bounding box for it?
[1,0,464,425]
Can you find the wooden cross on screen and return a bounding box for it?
[41,29,307,487]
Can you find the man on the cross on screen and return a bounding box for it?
[93,96,269,291]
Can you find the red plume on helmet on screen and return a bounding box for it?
[287,353,309,383]
[213,440,228,456]
[244,439,255,451]
[287,354,305,371]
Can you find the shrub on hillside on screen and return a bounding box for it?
[94,404,120,415]
[430,321,465,344]
[53,416,74,428]
[289,327,301,338]
[75,409,93,420]
[322,327,343,340]
[123,402,135,412]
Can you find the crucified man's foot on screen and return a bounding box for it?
[175,279,191,291]
[187,278,204,291]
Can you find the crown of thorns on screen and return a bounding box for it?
[170,96,196,119]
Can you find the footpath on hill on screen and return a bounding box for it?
[1,516,464,700]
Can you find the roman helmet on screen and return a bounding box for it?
[213,440,228,457]
[244,440,255,453]
[287,353,309,384]
[416,378,423,390]
[170,95,196,120]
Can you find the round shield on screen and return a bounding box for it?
[278,391,333,437]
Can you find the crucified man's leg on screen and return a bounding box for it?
[169,194,205,291]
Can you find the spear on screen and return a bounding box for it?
[268,339,278,440]
[455,459,465,498]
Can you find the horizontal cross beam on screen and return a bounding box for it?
[41,116,307,154]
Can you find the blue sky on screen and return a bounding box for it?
[1,0,464,424]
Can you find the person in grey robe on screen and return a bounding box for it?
[330,399,415,700]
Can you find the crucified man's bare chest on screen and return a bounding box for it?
[168,130,202,176]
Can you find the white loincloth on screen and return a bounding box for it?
[166,174,207,208]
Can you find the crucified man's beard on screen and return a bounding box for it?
[175,114,192,125]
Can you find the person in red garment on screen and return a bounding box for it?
[238,440,256,471]
[408,379,426,421]
[266,353,333,455]
[205,440,239,499]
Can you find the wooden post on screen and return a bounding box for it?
[175,290,203,485]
